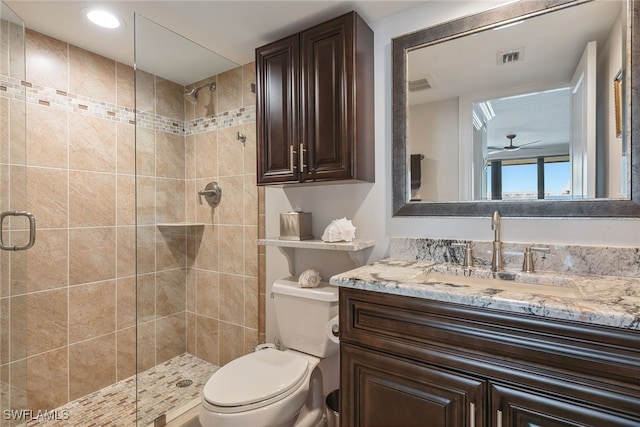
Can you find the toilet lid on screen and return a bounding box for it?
[203,348,309,407]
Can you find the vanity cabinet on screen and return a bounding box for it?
[339,288,640,427]
[255,11,374,185]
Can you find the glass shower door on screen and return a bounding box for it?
[0,2,31,424]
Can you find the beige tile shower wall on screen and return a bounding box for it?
[4,29,142,412]
[184,61,262,367]
[1,27,261,414]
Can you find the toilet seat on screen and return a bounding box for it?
[202,348,309,414]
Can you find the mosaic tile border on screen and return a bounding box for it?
[0,74,255,136]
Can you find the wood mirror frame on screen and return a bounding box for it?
[392,0,640,217]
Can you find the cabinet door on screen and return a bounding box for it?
[300,13,354,182]
[491,382,640,427]
[256,34,300,184]
[341,343,485,427]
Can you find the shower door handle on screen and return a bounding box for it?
[0,211,36,251]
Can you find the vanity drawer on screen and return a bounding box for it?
[338,287,640,386]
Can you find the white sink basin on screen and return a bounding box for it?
[419,264,583,298]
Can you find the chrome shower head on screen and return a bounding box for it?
[184,82,216,104]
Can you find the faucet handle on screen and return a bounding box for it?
[522,246,550,273]
[452,242,474,267]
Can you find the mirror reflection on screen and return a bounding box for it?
[405,0,629,203]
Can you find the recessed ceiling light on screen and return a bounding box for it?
[85,9,121,29]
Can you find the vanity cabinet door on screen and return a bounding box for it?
[341,343,485,427]
[490,382,640,427]
[256,34,300,185]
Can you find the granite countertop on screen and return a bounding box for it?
[329,258,640,330]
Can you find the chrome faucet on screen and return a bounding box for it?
[491,211,502,271]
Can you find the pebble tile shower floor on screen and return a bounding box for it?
[27,353,217,427]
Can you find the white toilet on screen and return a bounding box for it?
[199,277,339,427]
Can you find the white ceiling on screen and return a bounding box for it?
[5,0,427,84]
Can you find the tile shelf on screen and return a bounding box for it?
[258,238,375,276]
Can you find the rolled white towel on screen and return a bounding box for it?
[298,269,321,288]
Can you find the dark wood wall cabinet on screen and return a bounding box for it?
[339,288,640,427]
[255,11,374,185]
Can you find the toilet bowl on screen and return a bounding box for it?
[199,348,323,427]
[199,277,338,427]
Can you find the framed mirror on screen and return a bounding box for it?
[392,0,640,217]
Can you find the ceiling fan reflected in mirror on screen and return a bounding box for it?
[487,134,542,153]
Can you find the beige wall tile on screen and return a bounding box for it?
[10,99,26,165]
[117,175,136,226]
[196,270,219,319]
[116,326,136,381]
[218,225,244,275]
[117,277,136,330]
[69,227,116,285]
[219,321,244,366]
[27,348,68,412]
[217,125,244,177]
[136,321,156,372]
[156,314,186,363]
[136,226,156,275]
[117,226,136,278]
[195,130,217,179]
[156,131,185,179]
[195,315,218,365]
[0,299,9,364]
[69,280,116,344]
[242,62,256,108]
[244,327,259,354]
[219,273,243,325]
[27,166,68,229]
[135,127,155,177]
[0,99,8,164]
[244,277,259,330]
[26,103,68,168]
[195,225,218,271]
[186,312,197,355]
[156,228,186,271]
[69,45,116,104]
[14,228,68,293]
[156,177,186,224]
[136,273,155,324]
[243,175,258,226]
[156,269,186,317]
[69,115,117,173]
[25,30,68,90]
[186,268,197,312]
[9,296,26,362]
[69,170,116,227]
[135,70,155,114]
[26,288,68,356]
[156,78,184,121]
[117,122,135,175]
[244,225,258,277]
[69,333,116,400]
[217,176,243,225]
[185,135,196,180]
[217,66,242,114]
[242,123,257,175]
[116,62,135,111]
[136,176,156,226]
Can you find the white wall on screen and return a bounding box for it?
[264,0,640,341]
[409,98,460,201]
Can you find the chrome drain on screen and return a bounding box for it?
[176,379,193,388]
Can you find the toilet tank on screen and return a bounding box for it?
[273,277,339,358]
